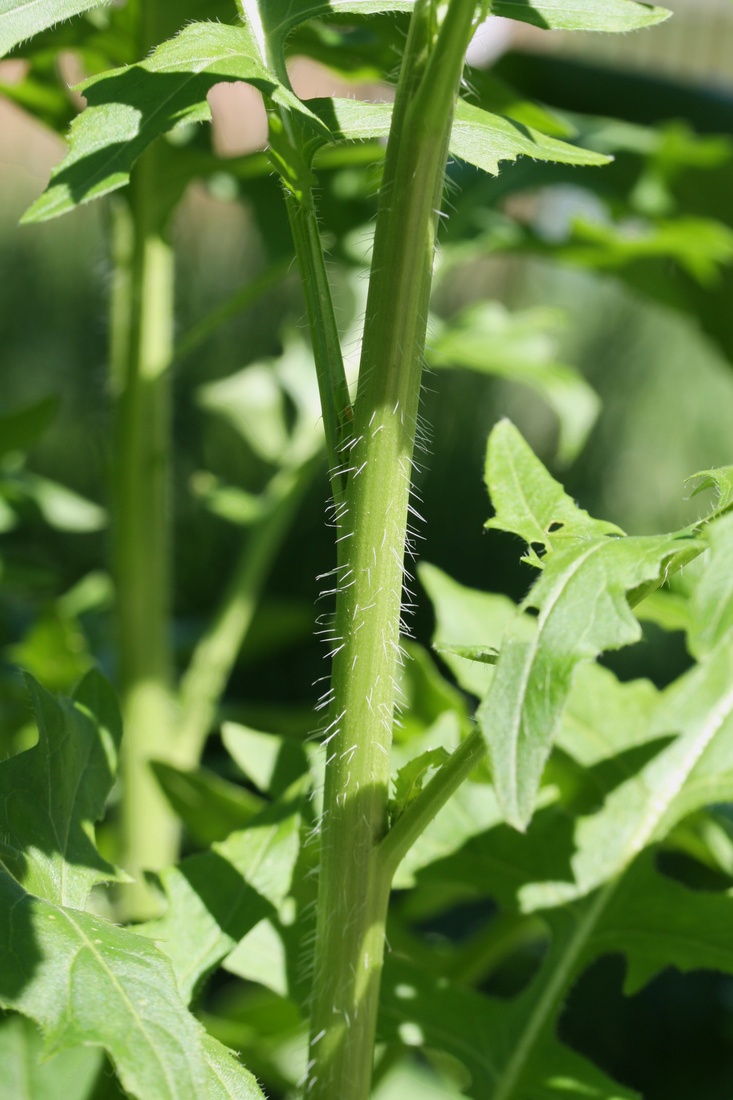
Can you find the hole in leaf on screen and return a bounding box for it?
[547,521,564,533]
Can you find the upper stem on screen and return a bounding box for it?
[305,4,481,1097]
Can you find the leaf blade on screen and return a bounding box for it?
[0,0,108,59]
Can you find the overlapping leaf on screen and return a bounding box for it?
[688,513,733,658]
[480,543,681,828]
[418,562,519,699]
[151,761,265,846]
[521,557,733,909]
[0,671,121,909]
[24,0,618,224]
[476,421,701,829]
[0,869,266,1100]
[383,663,733,1098]
[22,20,327,223]
[310,97,610,175]
[241,0,668,48]
[0,674,266,1099]
[137,791,303,1002]
[0,0,108,58]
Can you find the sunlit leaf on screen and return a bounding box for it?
[0,869,233,1100]
[688,513,733,659]
[222,722,308,797]
[419,562,519,699]
[22,20,326,222]
[390,748,451,821]
[0,671,121,909]
[138,792,302,1002]
[480,421,690,830]
[0,0,108,59]
[490,0,669,32]
[25,473,107,531]
[310,96,610,178]
[484,419,622,567]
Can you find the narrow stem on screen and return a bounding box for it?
[492,880,618,1100]
[379,729,487,877]
[171,259,289,367]
[285,190,353,502]
[305,4,480,1098]
[177,458,318,766]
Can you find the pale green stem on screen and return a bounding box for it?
[111,4,180,917]
[305,4,481,1098]
[112,151,178,916]
[177,458,319,765]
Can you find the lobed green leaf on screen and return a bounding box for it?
[137,792,303,1002]
[490,0,669,32]
[22,21,326,223]
[0,0,108,59]
[0,869,254,1100]
[0,671,122,909]
[484,419,622,567]
[476,421,710,830]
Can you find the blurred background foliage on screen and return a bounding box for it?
[3,0,733,1095]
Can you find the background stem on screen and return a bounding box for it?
[111,148,177,914]
[109,0,180,912]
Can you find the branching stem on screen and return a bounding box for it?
[302,4,483,1097]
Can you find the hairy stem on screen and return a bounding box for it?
[285,181,353,504]
[305,3,481,1097]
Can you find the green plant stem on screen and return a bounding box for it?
[109,4,181,917]
[492,880,617,1100]
[379,728,487,876]
[305,4,481,1098]
[112,149,178,915]
[285,189,353,503]
[178,458,319,765]
[171,259,289,367]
